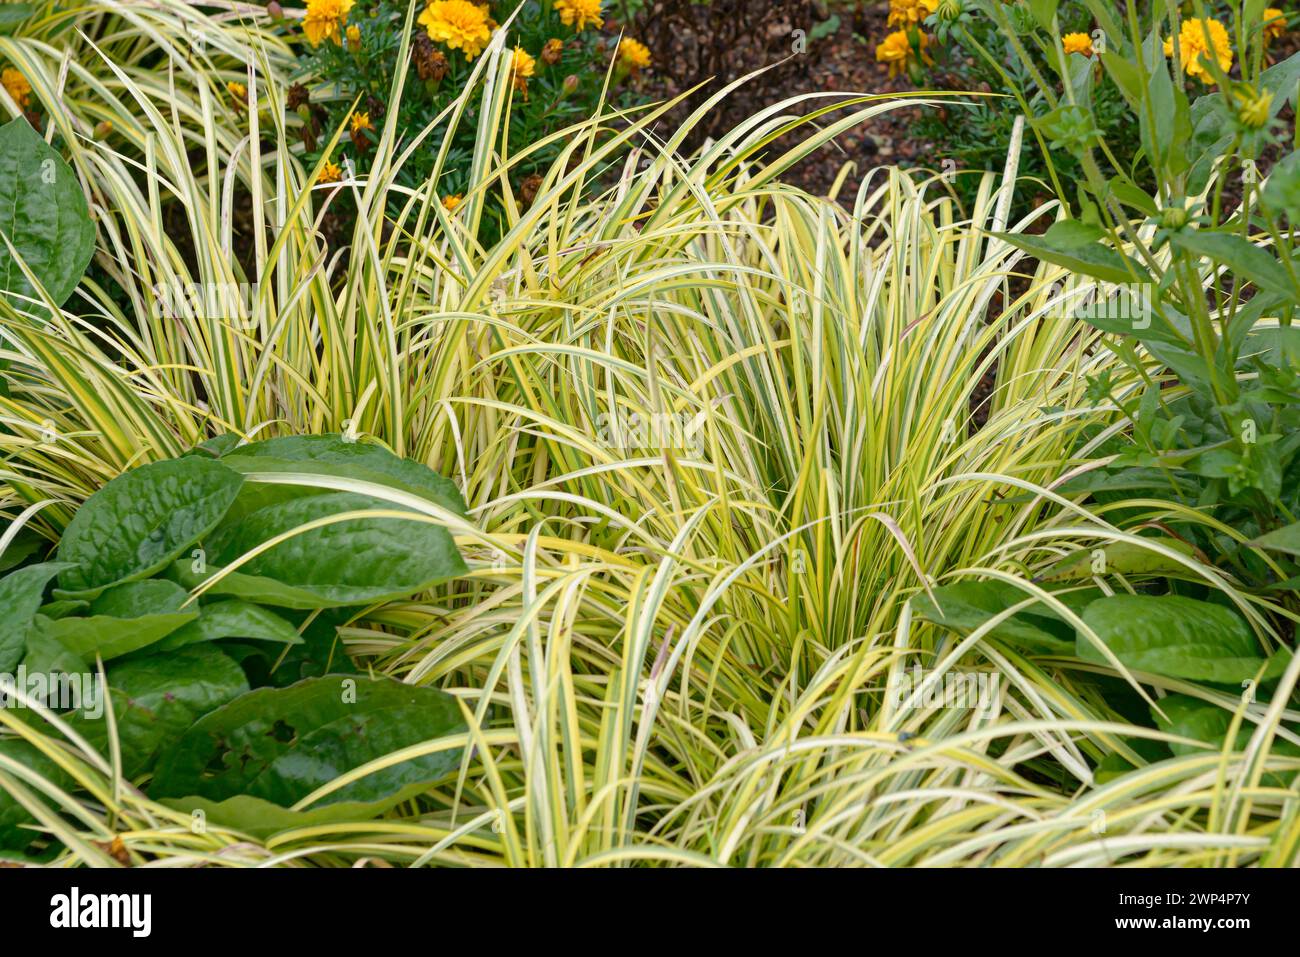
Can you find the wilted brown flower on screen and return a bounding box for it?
[286,82,310,111]
[519,173,543,209]
[541,38,564,66]
[414,32,450,84]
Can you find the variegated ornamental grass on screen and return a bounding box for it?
[0,0,1297,866]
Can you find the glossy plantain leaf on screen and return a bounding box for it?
[167,559,355,611]
[38,579,196,660]
[68,646,248,778]
[913,580,1075,654]
[209,491,467,607]
[1151,694,1300,785]
[19,622,88,691]
[0,117,95,308]
[218,434,468,516]
[0,739,73,850]
[1037,539,1197,582]
[1251,521,1300,556]
[0,562,72,672]
[151,675,466,837]
[56,457,244,595]
[1076,594,1271,682]
[0,525,48,572]
[153,599,302,652]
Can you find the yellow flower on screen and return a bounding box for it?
[349,110,372,135]
[875,29,929,79]
[419,1,494,60]
[618,37,651,72]
[887,0,937,28]
[1264,8,1287,41]
[1062,32,1093,57]
[226,80,248,101]
[555,0,603,32]
[1163,18,1232,84]
[442,193,462,210]
[510,46,536,95]
[303,0,355,47]
[318,159,342,183]
[1233,84,1273,129]
[346,24,361,48]
[2,67,31,107]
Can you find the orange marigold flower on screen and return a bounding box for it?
[1163,18,1232,84]
[1061,32,1093,57]
[555,0,603,32]
[419,0,494,60]
[303,0,355,47]
[618,37,651,72]
[318,159,342,183]
[875,29,930,79]
[2,67,31,107]
[1264,8,1287,41]
[887,0,937,28]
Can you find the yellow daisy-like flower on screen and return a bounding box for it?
[350,110,372,135]
[875,28,929,79]
[2,67,31,107]
[318,159,342,183]
[1062,32,1093,57]
[618,37,651,71]
[887,0,937,28]
[419,1,494,60]
[1163,18,1232,84]
[226,80,248,101]
[442,193,462,211]
[303,0,355,47]
[346,24,361,48]
[555,0,603,32]
[1264,8,1287,41]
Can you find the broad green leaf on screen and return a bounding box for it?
[0,562,71,671]
[218,434,468,516]
[18,623,88,701]
[151,676,467,838]
[0,5,35,33]
[1076,594,1270,683]
[153,599,302,652]
[37,579,197,661]
[168,559,355,611]
[1171,232,1297,302]
[913,581,1074,654]
[1151,694,1300,781]
[69,646,248,777]
[0,117,95,308]
[1038,539,1196,582]
[992,231,1149,286]
[56,456,244,595]
[0,524,48,572]
[1251,521,1300,556]
[210,491,467,607]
